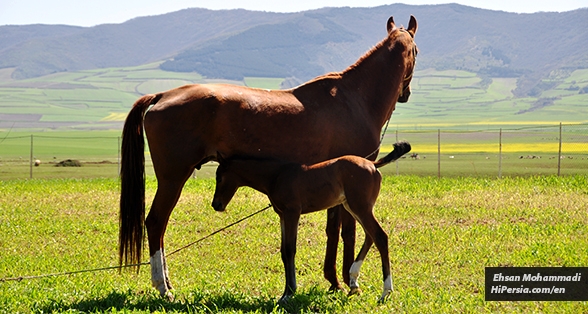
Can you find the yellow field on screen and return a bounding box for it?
[101,112,127,121]
[381,143,586,154]
[394,121,588,128]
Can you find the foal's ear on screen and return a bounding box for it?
[407,15,418,37]
[387,16,396,34]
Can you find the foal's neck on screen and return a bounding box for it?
[232,158,298,194]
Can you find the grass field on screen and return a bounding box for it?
[1,176,587,313]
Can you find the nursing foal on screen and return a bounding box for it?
[212,141,411,303]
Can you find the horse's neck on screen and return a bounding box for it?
[296,35,406,129]
[339,44,405,127]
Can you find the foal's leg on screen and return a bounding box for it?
[145,177,189,299]
[278,211,300,303]
[358,214,392,302]
[348,235,373,296]
[343,201,391,302]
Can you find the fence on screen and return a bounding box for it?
[383,123,588,177]
[0,123,586,180]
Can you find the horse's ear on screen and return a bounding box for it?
[387,16,396,34]
[407,15,418,37]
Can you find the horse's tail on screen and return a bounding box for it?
[373,141,411,168]
[119,93,159,268]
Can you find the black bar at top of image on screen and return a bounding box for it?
[485,267,588,301]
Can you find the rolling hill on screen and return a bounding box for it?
[0,4,587,130]
[1,4,587,96]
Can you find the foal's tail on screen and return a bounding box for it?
[119,93,159,268]
[373,141,411,168]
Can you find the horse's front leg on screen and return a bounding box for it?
[278,212,300,303]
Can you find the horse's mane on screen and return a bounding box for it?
[297,27,409,89]
[343,27,410,74]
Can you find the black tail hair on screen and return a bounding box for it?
[373,141,411,168]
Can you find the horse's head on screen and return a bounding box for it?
[211,152,240,212]
[387,16,418,103]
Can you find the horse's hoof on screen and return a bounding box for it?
[348,287,362,296]
[160,290,174,302]
[278,293,294,305]
[328,283,344,292]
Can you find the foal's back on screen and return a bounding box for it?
[271,155,382,215]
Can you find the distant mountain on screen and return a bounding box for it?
[1,4,587,96]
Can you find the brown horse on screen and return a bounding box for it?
[212,142,411,302]
[119,15,418,299]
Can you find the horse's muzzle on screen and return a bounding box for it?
[397,90,410,103]
[211,200,226,212]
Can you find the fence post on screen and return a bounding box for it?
[29,134,33,179]
[118,136,121,176]
[437,129,441,179]
[395,129,399,175]
[557,122,562,176]
[498,128,502,179]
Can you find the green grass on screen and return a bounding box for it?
[1,176,587,312]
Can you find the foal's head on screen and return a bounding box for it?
[212,154,241,212]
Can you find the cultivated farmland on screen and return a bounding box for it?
[1,65,588,131]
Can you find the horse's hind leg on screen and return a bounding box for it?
[324,207,342,291]
[324,205,356,291]
[340,208,356,287]
[145,177,190,299]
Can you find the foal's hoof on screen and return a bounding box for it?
[348,287,362,296]
[377,289,392,304]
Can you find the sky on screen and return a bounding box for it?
[1,0,587,27]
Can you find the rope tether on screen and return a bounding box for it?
[0,204,273,283]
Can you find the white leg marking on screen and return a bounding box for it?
[349,260,363,289]
[162,248,173,290]
[150,250,172,299]
[379,275,393,302]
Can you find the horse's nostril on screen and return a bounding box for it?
[212,200,225,212]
